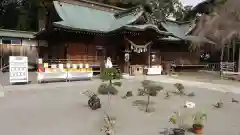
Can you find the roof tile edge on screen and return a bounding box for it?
[58,0,126,12]
[0,29,37,34]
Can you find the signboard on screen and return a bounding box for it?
[9,56,28,84]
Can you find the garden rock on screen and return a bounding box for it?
[88,94,101,110]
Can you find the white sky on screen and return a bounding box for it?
[180,0,203,7]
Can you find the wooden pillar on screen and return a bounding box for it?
[126,59,130,74]
[220,43,224,77]
[123,58,127,73]
[148,44,151,68]
[227,44,230,62]
[238,46,240,72]
[64,43,68,60]
[0,37,2,69]
[232,40,235,62]
[232,40,236,71]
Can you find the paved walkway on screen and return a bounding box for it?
[0,76,240,135]
[144,75,240,94]
[171,71,240,87]
[0,80,101,91]
[0,75,239,94]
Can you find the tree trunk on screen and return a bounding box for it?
[220,43,224,77]
[146,95,150,112]
[148,45,151,68]
[109,80,112,85]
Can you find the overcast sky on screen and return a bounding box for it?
[180,0,203,7]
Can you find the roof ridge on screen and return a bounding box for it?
[114,5,144,19]
[58,0,125,12]
[165,19,191,25]
[76,0,125,10]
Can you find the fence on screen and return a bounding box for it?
[37,58,94,83]
[220,62,236,72]
[203,63,221,71]
[201,62,236,72]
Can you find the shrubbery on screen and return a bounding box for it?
[98,67,122,95]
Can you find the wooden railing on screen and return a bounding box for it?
[200,62,236,72]
[47,59,101,66]
[44,58,117,66]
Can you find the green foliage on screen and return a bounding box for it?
[138,80,164,112]
[98,68,122,95]
[170,110,207,130]
[0,0,192,30]
[169,111,188,129]
[141,80,164,96]
[192,111,207,125]
[174,83,184,90]
[173,83,196,97]
[169,110,192,130]
[112,82,122,87]
[98,83,119,95]
[100,68,122,81]
[174,83,186,95]
[142,80,164,91]
[92,0,188,21]
[0,0,39,31]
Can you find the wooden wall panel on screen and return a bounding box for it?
[24,46,38,63]
[67,42,87,59]
[66,42,103,64]
[57,45,65,59]
[0,44,38,65]
[38,46,48,59]
[160,52,199,65]
[131,52,148,65]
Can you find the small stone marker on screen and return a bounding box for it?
[185,101,195,108]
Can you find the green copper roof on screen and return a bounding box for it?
[125,24,171,35]
[53,1,144,32]
[161,21,191,40]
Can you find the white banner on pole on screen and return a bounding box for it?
[9,56,28,84]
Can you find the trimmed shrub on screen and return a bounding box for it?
[98,83,118,95]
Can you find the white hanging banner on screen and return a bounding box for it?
[9,56,28,84]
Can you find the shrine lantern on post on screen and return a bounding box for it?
[123,49,131,74]
[123,49,131,62]
[124,52,130,62]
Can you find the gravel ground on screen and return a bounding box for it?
[0,78,240,135]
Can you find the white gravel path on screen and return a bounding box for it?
[0,77,239,135]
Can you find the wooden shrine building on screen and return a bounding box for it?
[0,29,48,70]
[36,0,198,74]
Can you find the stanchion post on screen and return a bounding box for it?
[66,63,71,82]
